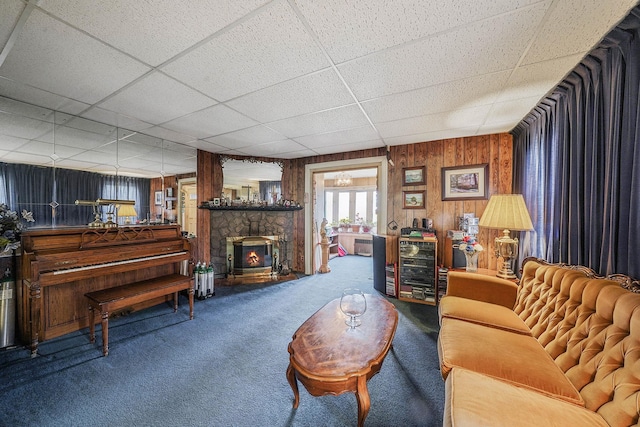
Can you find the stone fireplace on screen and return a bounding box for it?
[207,208,297,283]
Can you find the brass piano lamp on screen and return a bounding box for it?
[75,199,136,228]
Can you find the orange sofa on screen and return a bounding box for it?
[437,258,640,427]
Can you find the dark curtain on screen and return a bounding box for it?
[0,162,150,228]
[259,181,281,202]
[512,6,640,277]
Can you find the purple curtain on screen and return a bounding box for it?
[512,7,640,277]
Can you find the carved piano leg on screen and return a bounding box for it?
[101,311,109,356]
[88,306,96,343]
[188,286,194,320]
[29,283,41,357]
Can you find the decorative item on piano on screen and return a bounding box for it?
[75,199,136,228]
[0,203,35,252]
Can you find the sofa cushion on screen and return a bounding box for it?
[439,295,531,335]
[446,271,518,308]
[444,368,609,427]
[438,317,583,405]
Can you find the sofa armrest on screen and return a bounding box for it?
[446,271,518,309]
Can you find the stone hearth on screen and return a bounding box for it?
[209,210,294,280]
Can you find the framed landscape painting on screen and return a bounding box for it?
[402,166,425,186]
[403,190,425,209]
[441,164,489,201]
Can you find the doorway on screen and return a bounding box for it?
[304,156,388,275]
[178,177,197,236]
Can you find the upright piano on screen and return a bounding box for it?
[19,225,191,355]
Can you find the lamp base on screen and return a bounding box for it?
[496,262,517,279]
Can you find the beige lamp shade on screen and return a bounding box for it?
[118,204,138,224]
[479,194,533,231]
[479,194,533,279]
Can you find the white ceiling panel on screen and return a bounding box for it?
[311,139,385,156]
[496,54,585,103]
[521,0,639,65]
[97,72,217,125]
[79,106,153,132]
[297,0,540,63]
[294,126,382,149]
[338,2,550,101]
[362,71,512,124]
[17,140,83,159]
[483,96,543,125]
[140,126,197,144]
[38,0,269,67]
[162,0,330,102]
[0,0,24,48]
[162,104,258,139]
[0,77,90,116]
[0,10,150,104]
[268,105,372,138]
[236,139,307,158]
[227,69,355,123]
[377,106,491,139]
[0,1,636,177]
[205,125,286,149]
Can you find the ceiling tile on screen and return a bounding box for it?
[1,150,53,165]
[476,122,517,135]
[0,110,54,141]
[377,106,491,139]
[0,0,25,48]
[98,72,217,125]
[162,0,330,101]
[268,105,371,138]
[38,0,269,66]
[0,134,30,151]
[0,10,150,104]
[137,126,196,144]
[17,139,84,159]
[297,0,541,63]
[363,71,512,124]
[484,96,542,125]
[522,0,639,65]
[186,139,229,152]
[205,125,286,149]
[294,125,381,149]
[80,106,154,132]
[227,69,355,123]
[0,77,90,116]
[384,127,480,146]
[311,139,384,155]
[497,54,585,102]
[162,104,258,139]
[236,139,306,157]
[338,2,549,100]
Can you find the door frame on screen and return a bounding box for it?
[304,156,388,274]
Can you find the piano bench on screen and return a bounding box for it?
[85,274,194,356]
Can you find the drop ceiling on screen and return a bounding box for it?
[0,0,637,178]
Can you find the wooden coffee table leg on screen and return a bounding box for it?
[355,375,371,427]
[286,363,300,408]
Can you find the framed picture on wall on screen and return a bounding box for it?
[402,166,425,186]
[441,163,489,201]
[403,190,425,209]
[154,191,163,206]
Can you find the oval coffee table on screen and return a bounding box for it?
[286,294,398,426]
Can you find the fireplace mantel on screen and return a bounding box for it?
[199,205,302,212]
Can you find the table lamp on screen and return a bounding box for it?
[117,204,138,224]
[478,194,533,279]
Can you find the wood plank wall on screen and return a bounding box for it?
[388,133,512,271]
[195,133,512,273]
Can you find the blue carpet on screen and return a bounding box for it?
[0,256,444,426]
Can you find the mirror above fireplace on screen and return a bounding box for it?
[221,157,283,203]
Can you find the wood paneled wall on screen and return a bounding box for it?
[195,133,512,273]
[387,133,513,271]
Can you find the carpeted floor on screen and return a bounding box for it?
[0,256,444,426]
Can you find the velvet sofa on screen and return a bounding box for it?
[437,258,640,426]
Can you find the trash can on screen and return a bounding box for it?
[0,275,16,348]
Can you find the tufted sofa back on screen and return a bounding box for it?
[516,259,640,426]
